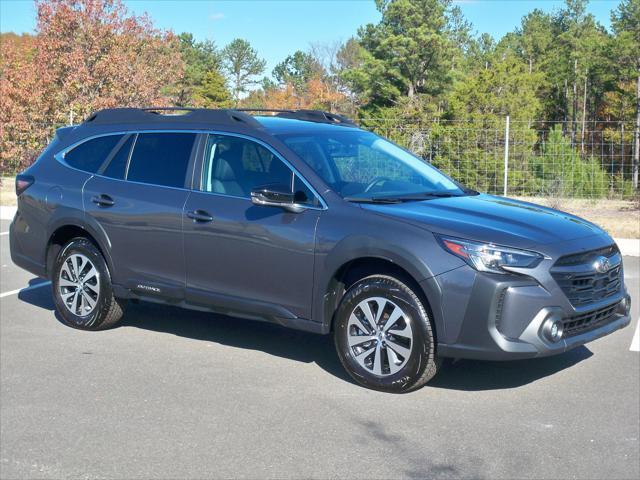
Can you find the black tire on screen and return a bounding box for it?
[334,275,439,393]
[52,237,124,330]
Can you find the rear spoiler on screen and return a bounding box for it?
[54,126,76,142]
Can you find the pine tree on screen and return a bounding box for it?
[221,39,266,106]
[195,70,232,108]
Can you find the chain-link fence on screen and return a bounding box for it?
[364,117,639,200]
[1,116,639,200]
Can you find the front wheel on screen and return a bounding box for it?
[52,237,125,330]
[334,275,439,393]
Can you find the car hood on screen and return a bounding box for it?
[361,193,607,248]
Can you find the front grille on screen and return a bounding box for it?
[552,265,622,306]
[551,245,622,307]
[562,303,619,338]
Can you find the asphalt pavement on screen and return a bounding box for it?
[1,218,638,479]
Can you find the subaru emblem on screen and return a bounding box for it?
[593,256,611,273]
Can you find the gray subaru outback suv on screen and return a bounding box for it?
[10,108,631,392]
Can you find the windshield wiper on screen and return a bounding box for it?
[417,192,458,198]
[375,192,462,201]
[345,191,467,204]
[344,197,404,204]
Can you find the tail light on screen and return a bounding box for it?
[15,174,34,196]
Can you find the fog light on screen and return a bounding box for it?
[542,318,564,343]
[616,295,631,316]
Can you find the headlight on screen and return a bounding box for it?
[437,236,543,274]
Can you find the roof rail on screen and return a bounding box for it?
[237,109,357,127]
[83,107,263,129]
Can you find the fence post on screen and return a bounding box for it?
[503,115,510,196]
[635,75,639,189]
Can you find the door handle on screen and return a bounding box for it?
[91,194,115,207]
[187,209,213,223]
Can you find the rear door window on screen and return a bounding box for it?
[64,134,124,173]
[127,132,196,188]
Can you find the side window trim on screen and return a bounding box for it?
[185,133,206,190]
[123,133,138,180]
[196,131,327,210]
[54,129,326,206]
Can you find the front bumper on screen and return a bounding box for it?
[421,264,631,361]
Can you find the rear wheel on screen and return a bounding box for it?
[52,237,124,330]
[334,275,439,393]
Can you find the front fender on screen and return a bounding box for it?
[323,233,437,285]
[310,206,465,331]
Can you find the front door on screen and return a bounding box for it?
[183,133,322,320]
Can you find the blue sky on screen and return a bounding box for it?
[1,0,619,76]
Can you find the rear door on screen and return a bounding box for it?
[83,131,198,300]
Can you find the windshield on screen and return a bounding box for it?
[277,130,466,200]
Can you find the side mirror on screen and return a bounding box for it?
[250,185,306,213]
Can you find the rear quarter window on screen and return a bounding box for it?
[127,132,196,188]
[63,134,124,173]
[102,135,134,180]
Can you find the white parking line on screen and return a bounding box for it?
[0,281,51,299]
[631,319,640,352]
[0,232,9,236]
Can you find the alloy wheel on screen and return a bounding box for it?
[347,296,413,376]
[58,253,100,318]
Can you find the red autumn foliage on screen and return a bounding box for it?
[1,34,48,174]
[258,77,346,112]
[1,0,184,175]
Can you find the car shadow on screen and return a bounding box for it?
[120,301,355,384]
[18,280,593,391]
[17,283,353,384]
[430,346,593,391]
[17,278,54,309]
